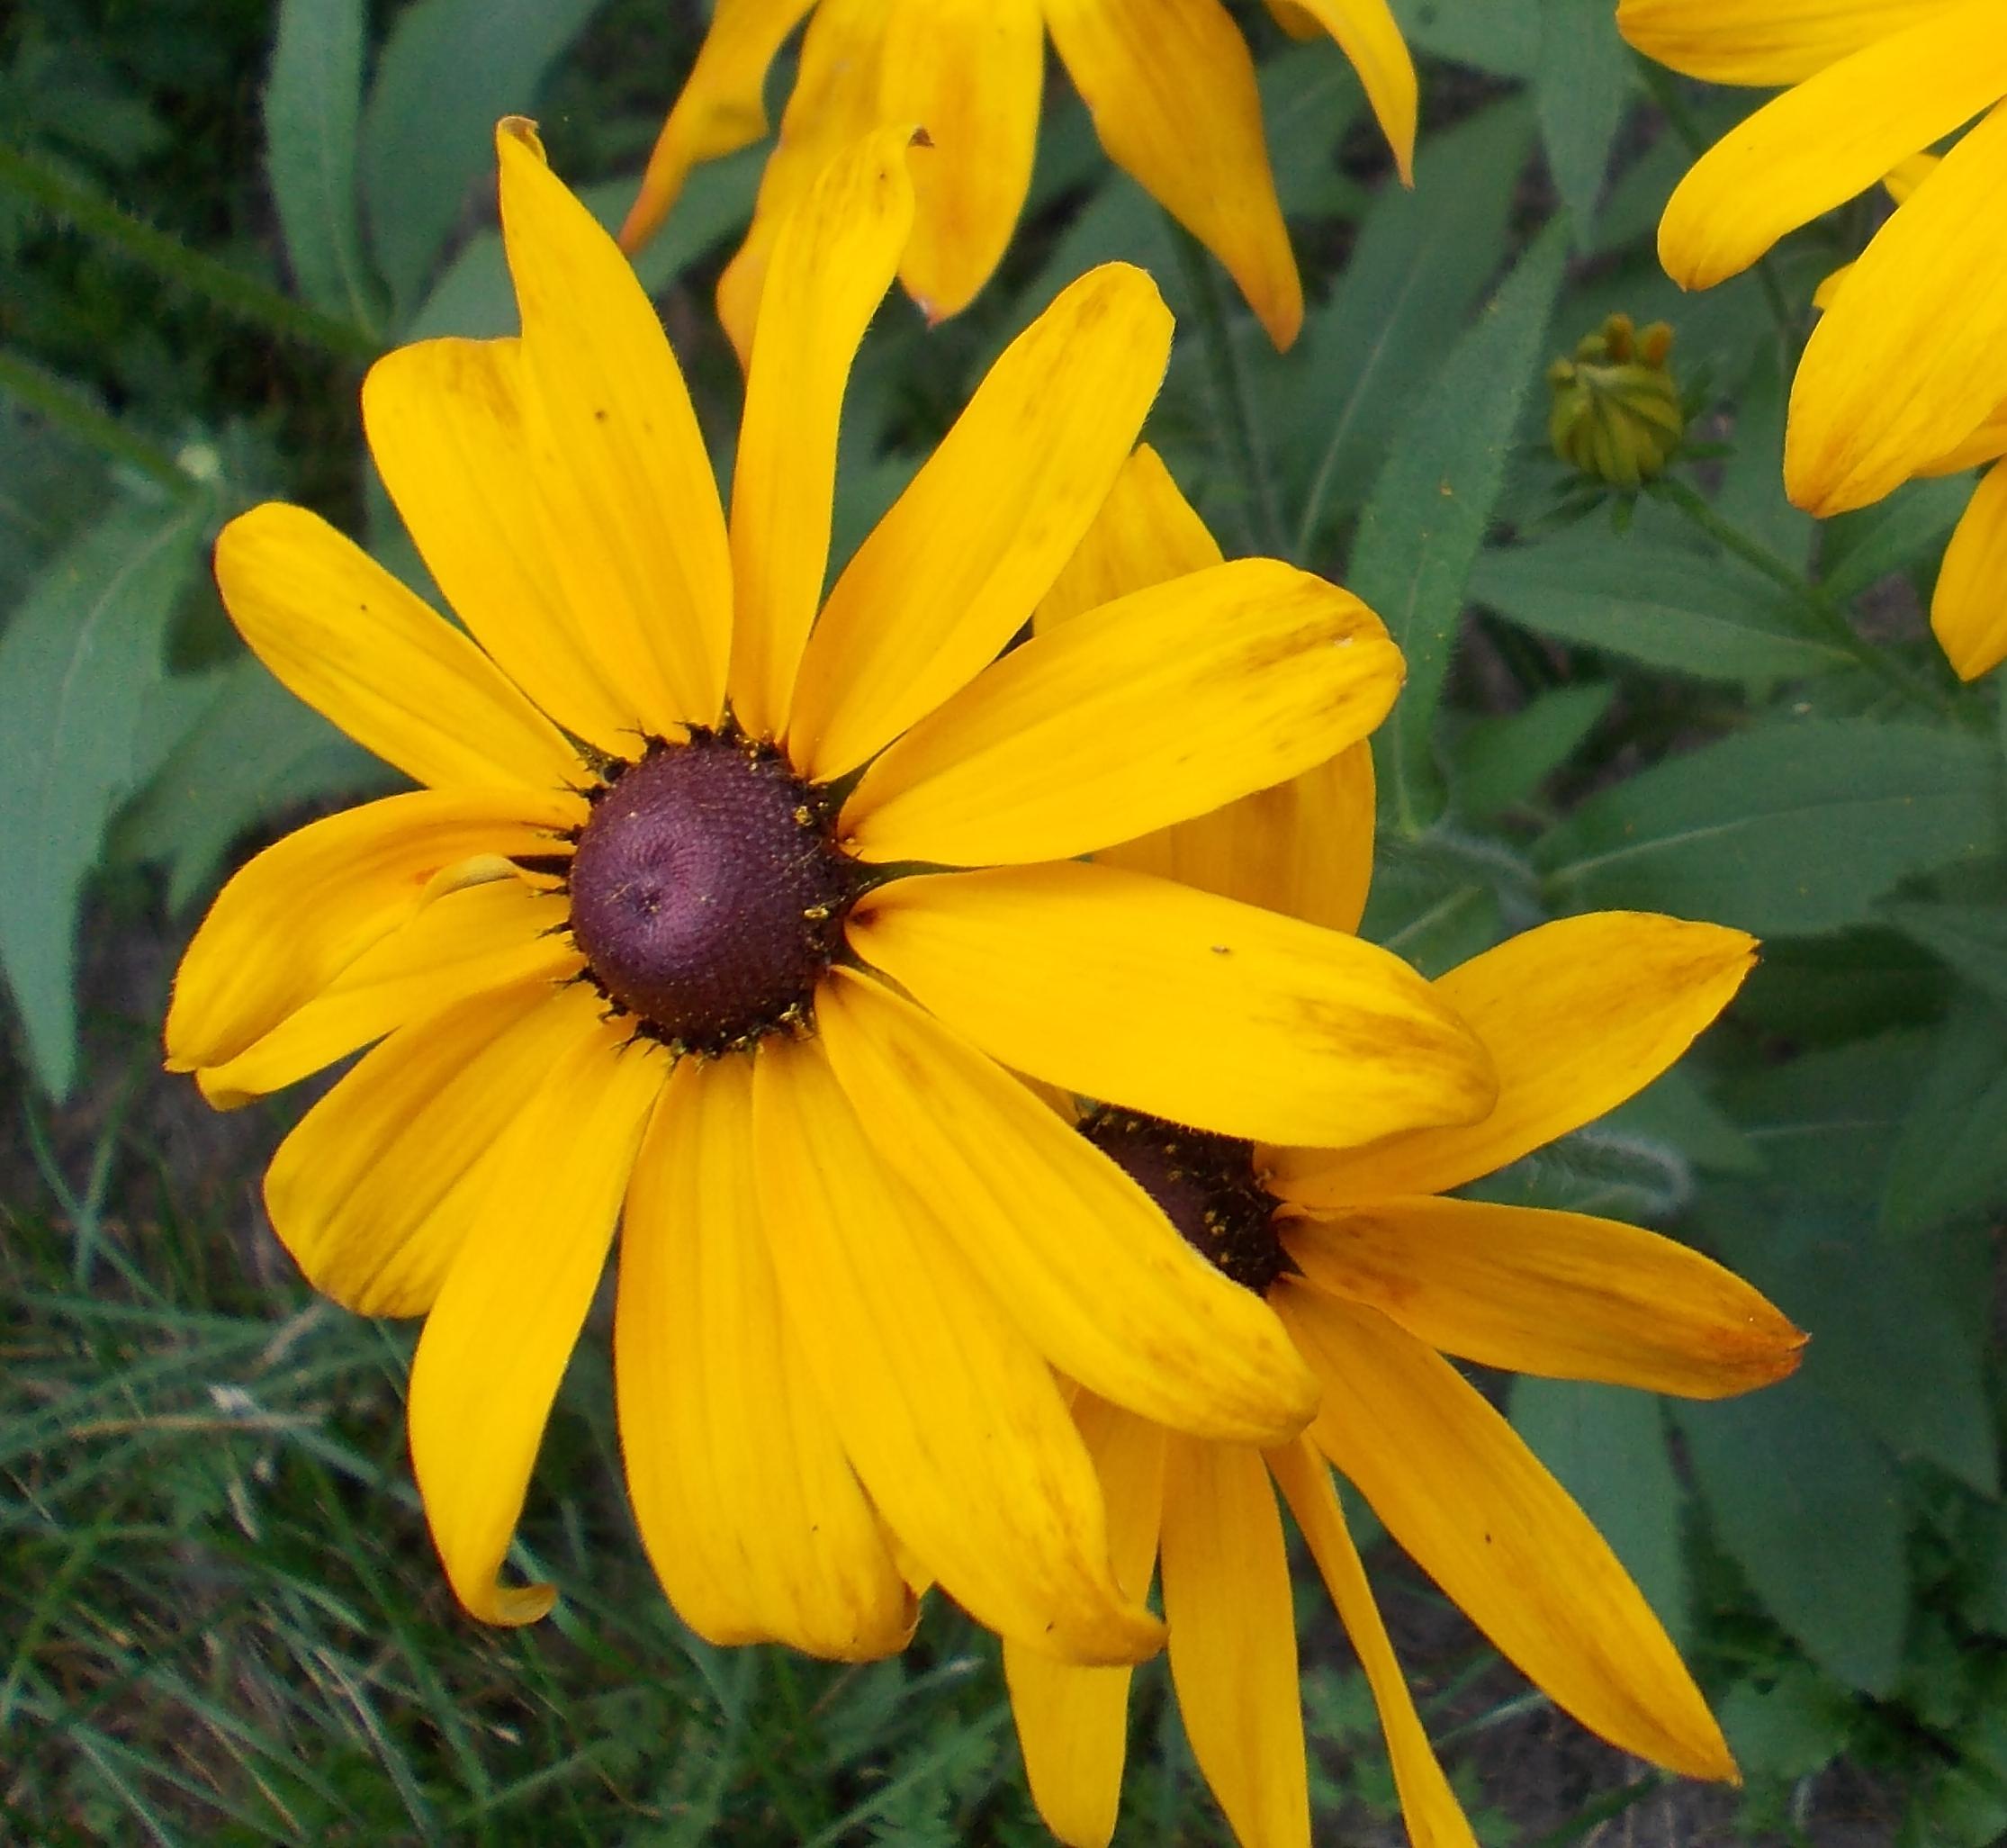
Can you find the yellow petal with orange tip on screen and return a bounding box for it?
[1616,0,1966,86]
[262,978,608,1320]
[618,0,820,253]
[196,879,572,1109]
[361,338,641,756]
[1264,0,1418,182]
[1655,0,2007,291]
[816,969,1319,1445]
[1034,443,1225,633]
[1157,1434,1310,1848]
[1785,101,2007,515]
[1275,1281,1738,1782]
[166,789,573,1074]
[729,125,918,738]
[616,1056,917,1658]
[1269,911,1756,1203]
[408,1004,667,1627]
[1265,1438,1479,1848]
[879,0,1045,323]
[1006,1396,1166,1848]
[1102,747,1378,936]
[786,264,1171,781]
[1933,457,2007,681]
[848,861,1494,1149]
[1282,1196,1807,1400]
[839,559,1402,867]
[1045,0,1302,348]
[213,504,583,798]
[495,120,733,731]
[750,1030,1165,1665]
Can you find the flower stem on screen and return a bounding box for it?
[1166,218,1285,556]
[1649,474,1956,713]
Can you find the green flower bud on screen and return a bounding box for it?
[1546,314,1685,491]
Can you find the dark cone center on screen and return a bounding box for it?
[1080,1108,1292,1295]
[566,731,856,1055]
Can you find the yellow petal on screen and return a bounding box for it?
[1270,911,1756,1203]
[816,969,1319,1444]
[1933,457,2007,680]
[409,1008,665,1625]
[1265,1439,1479,1848]
[1882,149,1941,203]
[361,338,641,754]
[728,126,917,738]
[839,559,1402,867]
[1810,259,1855,311]
[496,120,732,731]
[1157,1435,1309,1848]
[880,0,1045,322]
[1617,0,1966,86]
[849,862,1494,1148]
[1655,0,2007,290]
[1006,1396,1166,1848]
[616,1057,916,1656]
[1785,100,2007,514]
[1045,0,1302,347]
[1919,401,2007,478]
[1282,1196,1807,1399]
[750,1030,1166,1664]
[714,0,898,361]
[1033,443,1225,634]
[787,264,1173,780]
[212,504,581,795]
[264,979,621,1319]
[1276,1282,1736,1781]
[1268,0,1418,182]
[197,878,572,1108]
[618,0,820,251]
[166,789,574,1072]
[1102,748,1378,936]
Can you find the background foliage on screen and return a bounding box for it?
[4,0,2003,1842]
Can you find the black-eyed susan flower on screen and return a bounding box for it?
[1620,0,2007,676]
[1004,449,1806,1848]
[164,122,1496,1661]
[618,0,1419,354]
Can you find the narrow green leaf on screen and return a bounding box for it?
[1471,531,1852,681]
[0,497,203,1096]
[1820,473,1971,605]
[1886,898,2007,1006]
[1882,998,2007,1238]
[265,0,379,329]
[1534,0,1633,242]
[1451,681,1613,820]
[360,0,600,313]
[1537,718,2005,935]
[1390,0,1538,77]
[1350,221,1570,835]
[1674,1379,1907,1697]
[1511,1380,1688,1647]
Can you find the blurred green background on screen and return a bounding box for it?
[5,1,2006,1842]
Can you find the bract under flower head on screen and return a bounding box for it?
[619,0,1421,355]
[164,122,1497,1663]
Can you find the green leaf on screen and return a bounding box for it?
[1720,1032,1930,1200]
[1886,898,2007,1007]
[1716,1665,1851,1782]
[1605,1067,1760,1177]
[1820,473,1971,605]
[1674,1378,1907,1697]
[121,655,385,913]
[1450,681,1612,821]
[1536,717,2005,935]
[1351,220,1570,836]
[359,0,599,313]
[0,496,203,1097]
[1714,345,1816,572]
[1471,530,1853,681]
[1390,0,1538,77]
[1882,998,2007,1237]
[264,0,378,329]
[1510,1380,1690,1646]
[1284,101,1534,551]
[1534,0,1633,241]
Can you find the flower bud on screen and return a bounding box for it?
[1546,314,1685,491]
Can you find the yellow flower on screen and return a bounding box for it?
[1006,450,1806,1848]
[1621,0,2007,677]
[619,0,1419,354]
[163,122,1495,1658]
